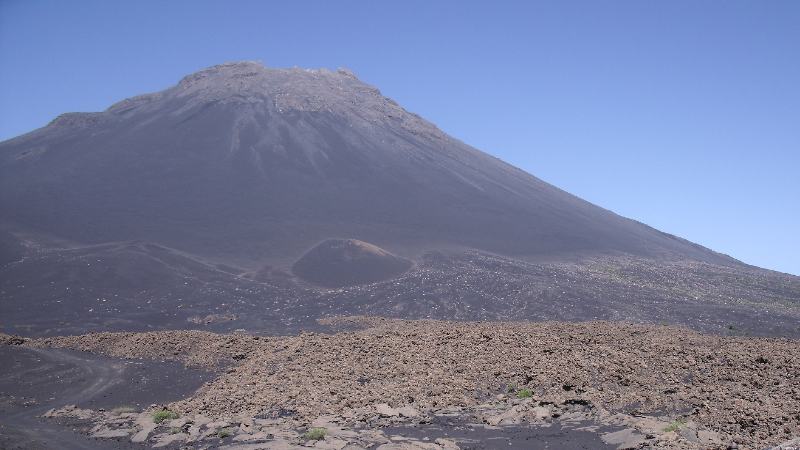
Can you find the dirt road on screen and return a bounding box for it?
[0,345,211,449]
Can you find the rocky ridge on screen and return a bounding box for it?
[22,317,800,448]
[40,399,719,449]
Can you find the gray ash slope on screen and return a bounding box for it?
[1,61,798,336]
[0,61,731,265]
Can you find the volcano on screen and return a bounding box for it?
[0,61,733,266]
[293,239,413,287]
[1,62,798,336]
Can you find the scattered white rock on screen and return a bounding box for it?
[152,432,187,448]
[374,403,400,417]
[601,428,645,448]
[91,428,131,438]
[396,406,420,418]
[769,437,800,450]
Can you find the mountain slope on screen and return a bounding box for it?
[0,62,733,268]
[2,62,797,337]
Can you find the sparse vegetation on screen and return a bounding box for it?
[516,388,533,399]
[664,418,686,432]
[506,384,516,394]
[303,427,327,440]
[111,405,136,414]
[217,428,233,438]
[152,409,179,424]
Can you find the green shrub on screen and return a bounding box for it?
[303,427,327,440]
[217,428,233,438]
[152,409,179,424]
[516,388,533,399]
[664,418,686,432]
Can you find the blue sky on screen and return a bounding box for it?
[1,1,798,275]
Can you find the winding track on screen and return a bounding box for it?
[0,346,210,449]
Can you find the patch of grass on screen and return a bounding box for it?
[217,428,233,438]
[664,418,686,432]
[303,427,327,441]
[111,405,136,414]
[152,409,179,424]
[169,427,182,435]
[506,384,516,394]
[516,388,533,399]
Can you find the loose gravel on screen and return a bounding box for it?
[22,317,800,448]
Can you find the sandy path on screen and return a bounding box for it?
[0,346,211,449]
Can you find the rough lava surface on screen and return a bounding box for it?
[15,317,800,449]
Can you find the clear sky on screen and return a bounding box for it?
[1,1,798,275]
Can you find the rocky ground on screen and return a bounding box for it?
[307,253,800,337]
[3,247,799,339]
[2,317,796,449]
[0,344,215,450]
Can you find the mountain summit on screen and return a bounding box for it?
[0,61,733,267]
[2,62,798,337]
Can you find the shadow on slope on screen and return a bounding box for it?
[0,241,308,336]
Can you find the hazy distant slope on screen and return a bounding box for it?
[0,62,735,268]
